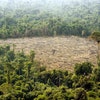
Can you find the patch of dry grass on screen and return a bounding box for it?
[0,36,97,71]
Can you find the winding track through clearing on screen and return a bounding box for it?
[0,36,97,71]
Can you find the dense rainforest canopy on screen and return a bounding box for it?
[0,0,100,38]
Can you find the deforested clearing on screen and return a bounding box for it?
[0,36,97,71]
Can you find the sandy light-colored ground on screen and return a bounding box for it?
[0,36,97,71]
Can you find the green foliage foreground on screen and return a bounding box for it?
[0,45,100,100]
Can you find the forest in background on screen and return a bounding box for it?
[0,0,100,38]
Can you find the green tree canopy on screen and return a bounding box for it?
[74,62,93,76]
[91,31,100,43]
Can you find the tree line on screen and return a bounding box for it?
[0,0,100,38]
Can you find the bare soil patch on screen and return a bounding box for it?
[0,36,97,71]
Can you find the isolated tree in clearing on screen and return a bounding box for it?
[90,31,100,60]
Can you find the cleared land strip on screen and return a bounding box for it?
[0,36,97,71]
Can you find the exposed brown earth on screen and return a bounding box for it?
[0,36,97,71]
